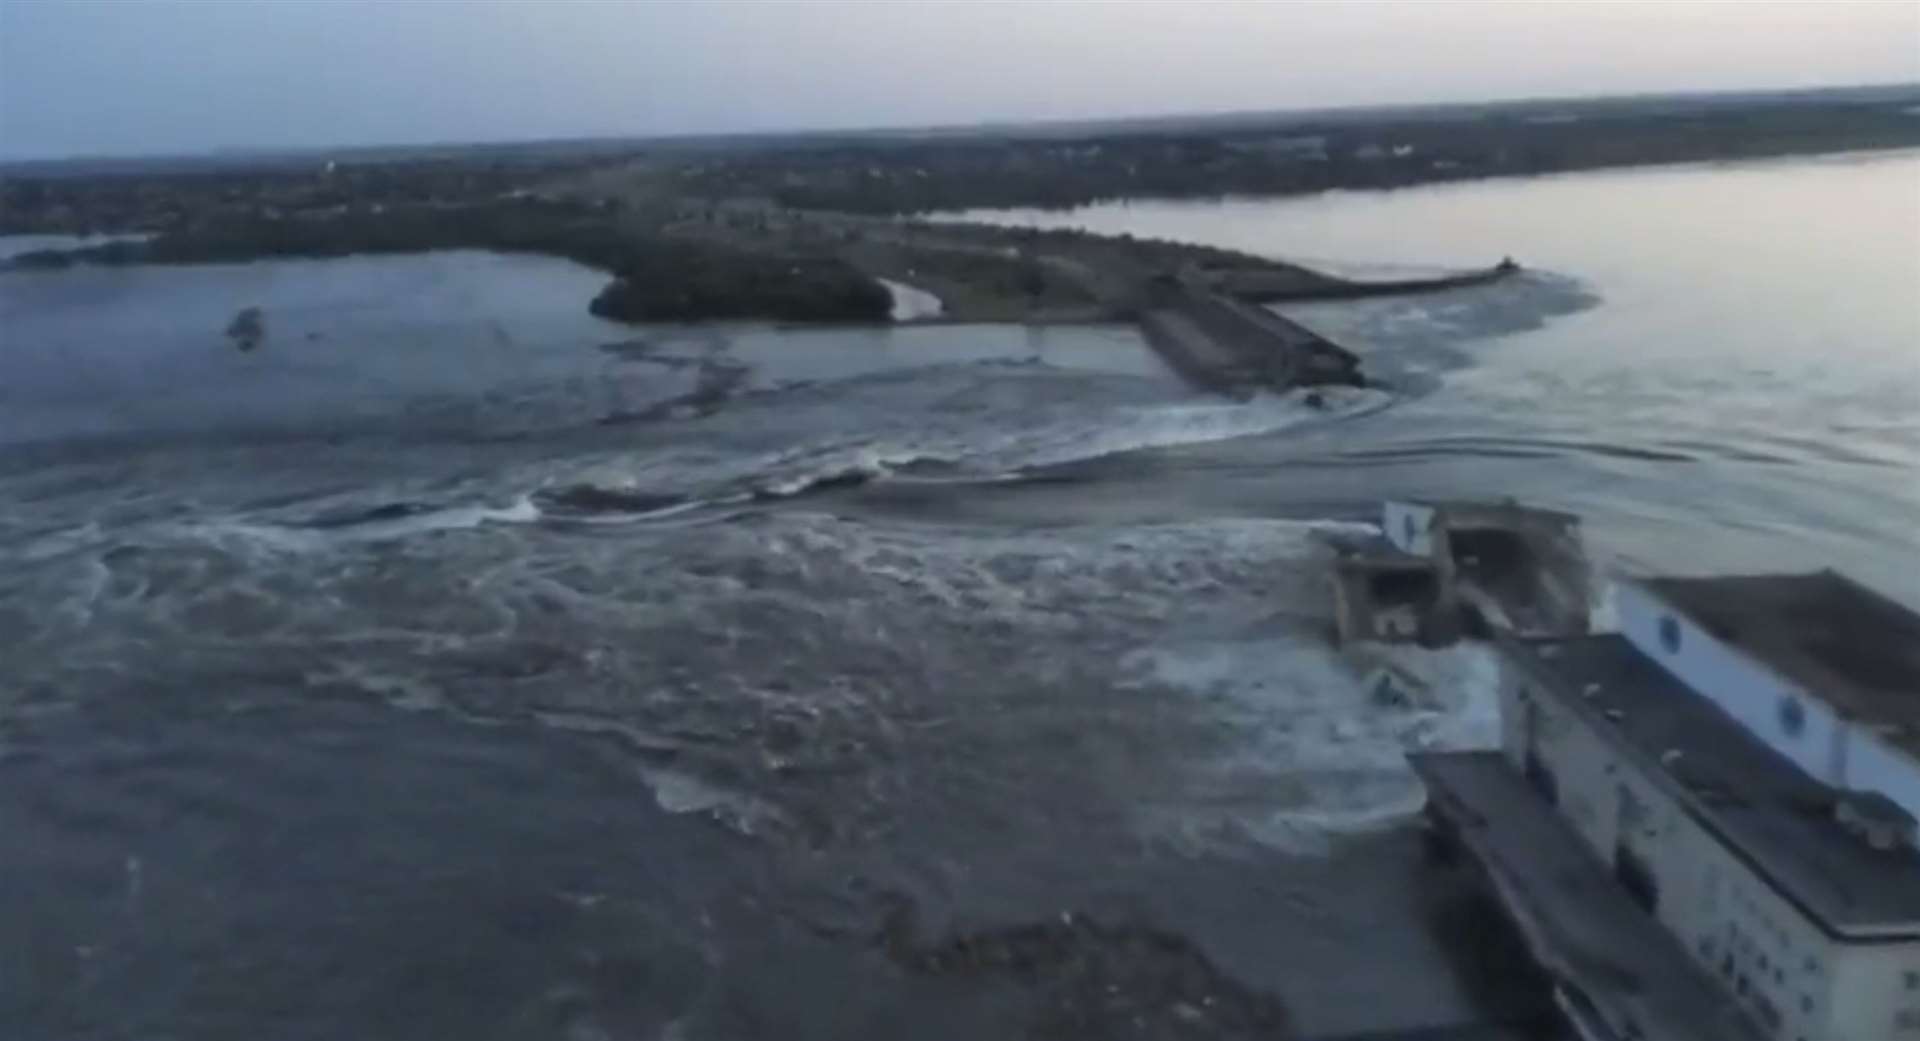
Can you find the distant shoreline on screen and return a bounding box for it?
[932,142,1920,218]
[6,85,1910,381]
[4,81,1914,178]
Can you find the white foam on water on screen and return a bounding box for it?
[168,495,543,554]
[717,384,1392,502]
[639,766,784,837]
[11,522,106,563]
[972,385,1391,472]
[1126,627,1503,857]
[337,496,542,541]
[308,660,449,713]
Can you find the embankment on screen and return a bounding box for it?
[1213,261,1521,302]
[1139,289,1365,396]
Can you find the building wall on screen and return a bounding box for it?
[1499,661,1650,858]
[1618,582,1845,787]
[1844,730,1920,837]
[1620,581,1920,830]
[1499,653,1920,1040]
[1663,809,1845,1040]
[1829,943,1920,1040]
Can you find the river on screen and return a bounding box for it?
[1,151,1915,1040]
[947,150,1920,603]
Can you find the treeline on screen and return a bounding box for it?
[587,249,891,323]
[0,155,613,236]
[671,102,1920,215]
[8,202,892,324]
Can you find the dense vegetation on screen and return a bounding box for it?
[664,99,1920,214]
[7,201,893,324]
[0,155,622,236]
[587,250,890,323]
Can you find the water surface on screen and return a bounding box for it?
[950,151,1920,600]
[4,152,1917,1040]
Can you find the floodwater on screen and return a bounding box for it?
[3,150,1916,1040]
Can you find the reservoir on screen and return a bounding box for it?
[945,150,1920,602]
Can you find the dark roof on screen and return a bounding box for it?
[1639,571,1920,754]
[1505,634,1920,935]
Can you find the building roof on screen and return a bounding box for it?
[1639,571,1920,755]
[1504,634,1920,936]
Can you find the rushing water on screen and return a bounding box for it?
[2,152,1916,1040]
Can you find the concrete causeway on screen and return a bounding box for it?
[1139,286,1365,396]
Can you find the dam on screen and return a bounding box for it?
[1138,285,1365,396]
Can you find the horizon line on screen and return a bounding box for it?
[4,78,1918,169]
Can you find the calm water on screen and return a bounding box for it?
[952,150,1920,601]
[3,152,1916,1040]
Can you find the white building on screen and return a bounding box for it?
[1496,570,1920,1041]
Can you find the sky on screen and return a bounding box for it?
[2,0,1916,159]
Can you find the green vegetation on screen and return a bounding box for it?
[663,98,1920,215]
[587,250,890,323]
[8,201,893,324]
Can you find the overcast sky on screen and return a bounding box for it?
[2,0,1916,159]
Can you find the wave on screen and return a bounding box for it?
[100,369,1394,550]
[170,495,544,552]
[715,384,1393,504]
[532,484,689,517]
[313,496,541,540]
[485,383,1395,531]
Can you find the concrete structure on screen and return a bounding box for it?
[1617,572,1920,823]
[1137,287,1362,396]
[1327,500,1591,647]
[1384,499,1591,637]
[1415,752,1761,1041]
[1328,547,1447,645]
[1422,569,1920,1041]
